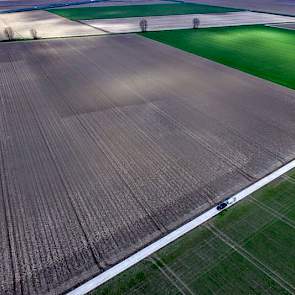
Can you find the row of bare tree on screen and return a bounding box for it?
[140,17,200,32]
[3,27,38,41]
[3,17,201,41]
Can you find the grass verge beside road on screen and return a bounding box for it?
[93,170,295,294]
[49,3,242,20]
[142,25,295,90]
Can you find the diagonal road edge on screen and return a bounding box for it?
[68,159,295,295]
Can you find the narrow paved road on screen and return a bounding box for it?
[69,160,295,295]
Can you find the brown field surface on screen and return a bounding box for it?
[1,34,295,294]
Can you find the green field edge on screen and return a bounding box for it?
[140,25,295,90]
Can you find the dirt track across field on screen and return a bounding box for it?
[1,34,295,294]
[83,11,295,33]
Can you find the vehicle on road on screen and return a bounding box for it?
[217,197,237,210]
[217,202,228,211]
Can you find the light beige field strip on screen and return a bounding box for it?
[83,11,295,33]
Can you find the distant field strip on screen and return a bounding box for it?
[0,0,108,12]
[92,170,295,294]
[83,11,295,33]
[142,25,295,90]
[49,3,242,20]
[1,34,295,294]
[185,0,295,17]
[0,10,103,40]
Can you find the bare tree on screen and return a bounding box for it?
[193,17,200,29]
[139,19,148,32]
[30,28,38,40]
[4,27,14,40]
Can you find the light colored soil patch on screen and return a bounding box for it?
[186,0,295,16]
[0,10,104,40]
[83,11,295,33]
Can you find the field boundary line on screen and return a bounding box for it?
[68,159,295,295]
[265,24,295,31]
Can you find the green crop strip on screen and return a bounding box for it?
[141,25,295,90]
[49,3,242,20]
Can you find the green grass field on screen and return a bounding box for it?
[49,3,242,20]
[142,25,295,90]
[93,171,295,294]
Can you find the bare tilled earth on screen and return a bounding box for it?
[1,34,295,294]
